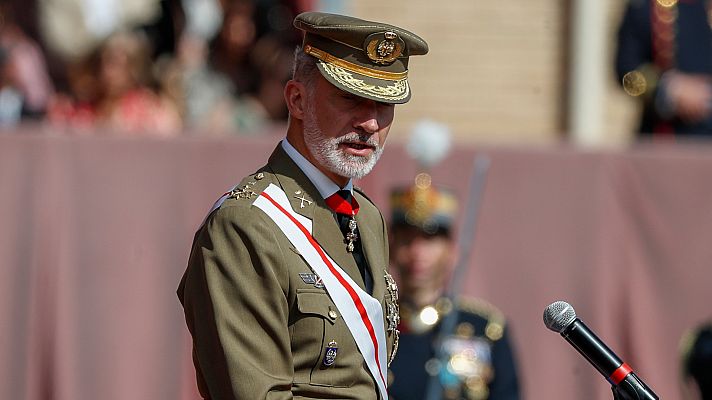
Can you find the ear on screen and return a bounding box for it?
[284,79,307,120]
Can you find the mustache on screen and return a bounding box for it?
[334,132,380,147]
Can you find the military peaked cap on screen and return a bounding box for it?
[294,12,428,104]
[390,175,458,236]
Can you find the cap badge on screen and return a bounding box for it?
[365,31,404,64]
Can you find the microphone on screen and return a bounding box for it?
[543,301,659,400]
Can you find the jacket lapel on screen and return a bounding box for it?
[266,145,366,290]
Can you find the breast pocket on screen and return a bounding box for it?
[293,290,360,388]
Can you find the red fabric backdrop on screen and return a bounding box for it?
[1,131,710,400]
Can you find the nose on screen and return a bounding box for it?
[409,236,428,254]
[353,100,380,134]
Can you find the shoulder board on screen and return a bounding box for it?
[198,170,272,228]
[457,297,507,341]
[214,171,272,210]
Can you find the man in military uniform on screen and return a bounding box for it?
[387,178,520,400]
[615,0,712,138]
[177,12,428,400]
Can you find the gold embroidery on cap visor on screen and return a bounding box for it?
[304,45,410,103]
[320,63,410,102]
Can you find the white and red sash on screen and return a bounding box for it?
[253,184,388,399]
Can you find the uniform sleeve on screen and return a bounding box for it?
[615,0,654,82]
[179,205,293,400]
[488,326,521,400]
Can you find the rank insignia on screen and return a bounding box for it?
[228,182,257,200]
[322,340,338,367]
[299,272,324,289]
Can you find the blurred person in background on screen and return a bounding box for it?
[163,0,303,134]
[249,32,300,121]
[0,2,54,125]
[387,180,521,400]
[197,0,302,134]
[681,321,712,400]
[155,0,231,131]
[41,0,307,134]
[387,121,520,400]
[616,0,712,139]
[37,0,164,63]
[94,30,181,134]
[49,30,182,135]
[209,0,259,97]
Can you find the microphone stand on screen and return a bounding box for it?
[423,155,491,400]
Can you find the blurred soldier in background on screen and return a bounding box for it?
[386,171,521,400]
[681,321,712,400]
[616,0,712,138]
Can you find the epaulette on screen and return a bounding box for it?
[457,297,507,342]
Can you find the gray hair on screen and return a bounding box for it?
[287,46,320,123]
[292,46,320,89]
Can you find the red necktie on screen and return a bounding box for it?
[325,190,360,216]
[325,190,372,293]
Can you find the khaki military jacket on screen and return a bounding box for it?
[178,144,397,399]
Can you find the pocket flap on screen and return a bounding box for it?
[296,291,330,318]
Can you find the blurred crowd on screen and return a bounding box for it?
[0,0,312,136]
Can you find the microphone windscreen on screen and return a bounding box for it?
[544,300,577,332]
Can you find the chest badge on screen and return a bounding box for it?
[322,340,338,367]
[384,271,400,332]
[384,271,401,366]
[299,272,324,289]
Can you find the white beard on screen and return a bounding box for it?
[302,100,384,180]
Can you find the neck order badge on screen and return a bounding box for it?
[326,190,361,252]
